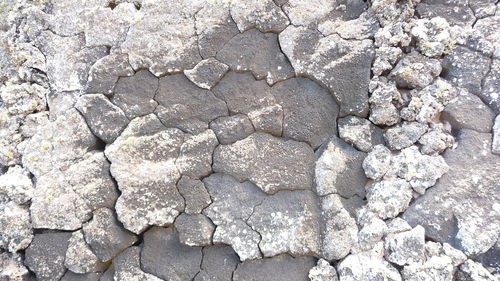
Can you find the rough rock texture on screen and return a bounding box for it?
[25,232,71,281]
[113,247,163,281]
[174,213,215,247]
[194,246,239,281]
[233,255,316,281]
[184,58,229,90]
[309,259,339,281]
[338,116,385,152]
[338,252,402,281]
[64,230,106,274]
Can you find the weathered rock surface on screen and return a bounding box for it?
[184,58,229,90]
[194,246,240,281]
[384,122,428,150]
[0,201,33,253]
[233,255,316,281]
[0,165,32,205]
[176,129,219,179]
[230,0,289,33]
[25,232,71,281]
[174,213,215,247]
[385,226,426,266]
[308,259,338,281]
[338,115,385,152]
[389,51,442,89]
[493,115,500,154]
[86,53,134,95]
[176,176,211,215]
[338,252,402,281]
[64,230,106,274]
[113,247,163,281]
[367,179,413,219]
[210,114,255,145]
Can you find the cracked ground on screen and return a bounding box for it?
[0,0,499,280]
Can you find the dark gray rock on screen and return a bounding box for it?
[404,129,500,256]
[314,136,367,198]
[389,51,442,89]
[155,74,228,134]
[233,255,315,281]
[273,77,339,149]
[174,213,215,247]
[86,53,134,95]
[25,232,71,281]
[338,115,385,152]
[210,114,255,145]
[384,122,428,150]
[113,247,163,281]
[442,89,495,133]
[442,46,491,96]
[416,0,476,27]
[60,272,101,281]
[478,59,499,114]
[141,227,202,281]
[213,132,315,194]
[194,246,240,281]
[82,208,137,262]
[75,94,129,143]
[184,58,229,90]
[111,70,158,120]
[177,176,212,215]
[99,267,114,281]
[216,29,294,85]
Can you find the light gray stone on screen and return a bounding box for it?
[210,114,254,145]
[230,0,289,32]
[176,129,219,179]
[194,246,239,281]
[177,176,211,215]
[385,226,426,266]
[456,260,497,281]
[0,201,33,253]
[174,213,215,247]
[233,255,316,281]
[367,179,413,219]
[338,116,385,152]
[338,252,402,281]
[362,145,392,180]
[308,259,338,281]
[493,115,500,154]
[389,51,442,89]
[0,165,33,204]
[384,122,428,151]
[64,230,106,274]
[184,58,229,90]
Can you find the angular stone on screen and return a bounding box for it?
[75,94,129,143]
[442,89,495,133]
[60,272,102,281]
[309,259,338,281]
[210,114,255,145]
[456,260,497,281]
[367,179,413,219]
[415,0,476,27]
[65,230,106,274]
[493,115,500,154]
[418,124,454,155]
[0,252,30,281]
[282,0,335,26]
[111,70,158,120]
[442,46,491,96]
[248,190,322,257]
[174,213,215,247]
[279,26,373,116]
[357,216,388,251]
[0,165,33,204]
[368,77,402,126]
[105,115,185,233]
[30,152,118,230]
[337,252,402,281]
[411,17,457,58]
[384,122,428,150]
[363,145,392,180]
[177,176,211,215]
[155,74,228,134]
[141,227,202,281]
[120,1,201,75]
[86,52,134,95]
[0,83,46,116]
[273,77,339,149]
[0,201,33,253]
[338,115,385,152]
[25,232,71,281]
[314,136,367,198]
[318,12,378,40]
[194,246,239,281]
[216,30,294,85]
[230,0,289,32]
[113,247,163,281]
[82,208,137,262]
[404,130,500,256]
[213,132,315,194]
[184,58,229,90]
[480,59,499,113]
[233,255,316,281]
[203,173,266,261]
[176,129,219,179]
[389,51,442,89]
[385,226,426,266]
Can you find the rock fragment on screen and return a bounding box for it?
[418,124,454,155]
[411,17,458,57]
[25,232,71,281]
[415,0,475,27]
[338,115,385,152]
[141,227,202,281]
[363,145,392,180]
[176,176,211,215]
[368,77,402,126]
[113,247,163,281]
[493,115,500,154]
[389,51,442,89]
[384,122,428,150]
[209,114,254,145]
[0,252,30,281]
[385,226,426,266]
[65,230,106,274]
[213,132,315,194]
[0,165,33,204]
[176,129,219,179]
[0,201,33,253]
[174,213,215,247]
[184,58,229,90]
[86,53,134,95]
[308,259,338,281]
[367,179,413,219]
[230,0,289,32]
[194,246,239,281]
[456,260,497,281]
[0,83,46,116]
[480,59,499,113]
[233,255,316,281]
[82,208,137,262]
[337,252,402,281]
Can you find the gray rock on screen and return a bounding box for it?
[318,12,378,40]
[174,213,215,247]
[248,190,322,258]
[113,247,163,281]
[65,230,106,274]
[86,53,134,95]
[111,70,158,120]
[216,30,294,85]
[384,226,426,266]
[0,165,33,204]
[60,272,101,281]
[456,260,497,281]
[442,89,495,133]
[203,173,266,261]
[371,0,416,25]
[213,132,315,194]
[0,83,46,116]
[99,267,114,281]
[410,17,458,58]
[493,115,500,154]
[367,179,413,219]
[176,176,211,215]
[184,58,229,90]
[308,259,338,281]
[155,74,228,134]
[337,252,402,281]
[273,77,339,149]
[363,145,392,180]
[75,94,129,143]
[105,115,185,234]
[389,51,442,89]
[233,255,316,281]
[415,0,476,27]
[368,78,402,126]
[418,124,454,155]
[194,246,240,281]
[230,0,289,32]
[338,116,385,152]
[82,208,137,262]
[403,130,500,256]
[141,227,202,281]
[209,114,255,145]
[357,216,388,251]
[25,232,71,281]
[469,0,496,19]
[280,26,373,116]
[0,252,31,281]
[176,129,219,179]
[442,46,491,96]
[0,201,33,253]
[384,122,428,150]
[314,136,367,198]
[212,72,282,136]
[479,59,499,113]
